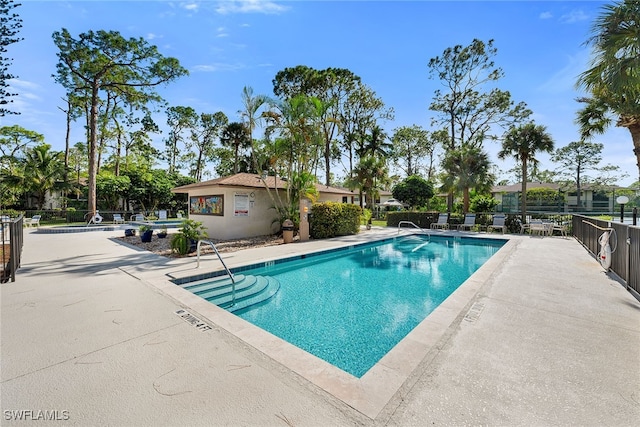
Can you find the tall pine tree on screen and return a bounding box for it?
[0,0,22,116]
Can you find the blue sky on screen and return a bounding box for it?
[4,0,635,186]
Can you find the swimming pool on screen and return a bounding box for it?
[179,234,505,377]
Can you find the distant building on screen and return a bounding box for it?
[491,182,627,213]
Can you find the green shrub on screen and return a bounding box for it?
[0,209,25,219]
[310,202,362,239]
[361,208,372,225]
[470,195,498,213]
[170,219,208,255]
[386,211,439,228]
[170,233,189,255]
[139,224,153,233]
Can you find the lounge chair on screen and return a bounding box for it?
[113,214,125,224]
[24,215,41,228]
[158,210,168,220]
[487,214,507,234]
[457,213,476,231]
[430,213,449,230]
[130,213,145,222]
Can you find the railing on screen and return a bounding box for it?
[196,239,236,306]
[573,214,639,299]
[397,221,428,234]
[12,209,185,225]
[1,215,24,283]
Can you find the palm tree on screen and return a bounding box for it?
[240,86,268,170]
[263,94,324,177]
[442,146,494,213]
[348,155,389,209]
[220,122,251,174]
[23,144,66,209]
[576,0,640,182]
[357,125,392,159]
[498,123,554,221]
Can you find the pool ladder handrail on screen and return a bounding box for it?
[397,220,428,234]
[196,239,236,306]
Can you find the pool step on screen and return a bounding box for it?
[182,274,280,313]
[181,274,246,294]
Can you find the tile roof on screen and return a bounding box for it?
[491,182,627,193]
[172,173,355,195]
[492,182,560,193]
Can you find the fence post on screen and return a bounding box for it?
[627,234,632,290]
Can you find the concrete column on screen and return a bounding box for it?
[299,198,310,241]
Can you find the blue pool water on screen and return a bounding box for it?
[232,235,505,377]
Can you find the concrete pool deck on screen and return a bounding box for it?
[1,227,639,426]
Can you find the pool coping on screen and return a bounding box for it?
[141,232,516,420]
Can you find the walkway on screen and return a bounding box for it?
[1,227,639,426]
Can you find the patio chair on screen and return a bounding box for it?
[24,215,41,228]
[528,220,547,236]
[113,214,125,224]
[130,213,145,222]
[543,221,554,236]
[551,222,569,237]
[158,210,168,220]
[430,213,449,230]
[457,213,476,232]
[487,214,507,234]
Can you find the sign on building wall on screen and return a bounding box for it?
[189,195,224,216]
[234,193,249,217]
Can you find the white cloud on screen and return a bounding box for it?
[215,0,288,15]
[146,33,161,40]
[21,92,41,101]
[537,49,590,94]
[192,63,245,72]
[560,9,589,24]
[8,79,40,91]
[216,26,229,37]
[182,2,199,12]
[539,11,553,20]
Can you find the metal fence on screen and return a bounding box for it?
[18,209,179,224]
[572,214,639,299]
[1,215,24,283]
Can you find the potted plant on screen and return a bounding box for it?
[157,225,168,239]
[139,224,153,243]
[362,208,372,230]
[124,228,136,237]
[170,219,207,255]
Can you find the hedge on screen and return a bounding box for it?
[310,202,362,239]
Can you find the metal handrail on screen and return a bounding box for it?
[397,221,428,234]
[581,220,613,232]
[196,239,236,306]
[1,215,23,283]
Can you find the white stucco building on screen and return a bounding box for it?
[172,173,356,240]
